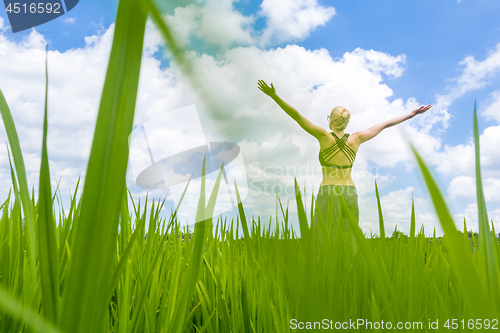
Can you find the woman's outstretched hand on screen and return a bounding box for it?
[410,104,432,118]
[258,80,276,98]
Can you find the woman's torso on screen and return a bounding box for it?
[318,132,360,187]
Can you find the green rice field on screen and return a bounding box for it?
[1,0,500,331]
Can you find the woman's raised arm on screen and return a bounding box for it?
[353,104,432,144]
[258,80,328,140]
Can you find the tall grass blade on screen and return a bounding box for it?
[375,180,385,239]
[0,89,36,290]
[106,212,145,303]
[0,284,61,333]
[410,193,415,239]
[294,179,310,240]
[375,180,386,254]
[338,194,397,321]
[37,46,60,325]
[408,140,493,317]
[60,0,148,331]
[170,159,223,333]
[234,181,251,240]
[473,103,500,309]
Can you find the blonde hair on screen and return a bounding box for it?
[329,106,350,131]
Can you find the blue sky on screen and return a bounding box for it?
[1,0,500,236]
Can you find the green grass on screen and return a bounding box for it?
[1,0,500,331]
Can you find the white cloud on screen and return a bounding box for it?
[164,5,202,49]
[164,0,255,50]
[357,186,439,237]
[259,0,335,46]
[454,203,500,233]
[453,44,500,93]
[0,17,7,33]
[430,125,500,177]
[448,175,500,202]
[434,43,500,128]
[483,90,500,123]
[164,0,336,50]
[396,46,500,179]
[63,17,76,24]
[0,25,118,200]
[447,176,475,201]
[196,0,255,48]
[343,48,406,79]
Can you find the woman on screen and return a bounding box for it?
[257,79,432,239]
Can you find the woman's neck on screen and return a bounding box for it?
[331,129,345,137]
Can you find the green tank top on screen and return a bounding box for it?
[318,132,356,169]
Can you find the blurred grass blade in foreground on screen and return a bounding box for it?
[473,103,500,311]
[0,284,61,333]
[408,122,494,318]
[60,0,148,331]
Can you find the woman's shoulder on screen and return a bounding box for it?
[346,132,362,150]
[347,132,361,141]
